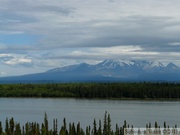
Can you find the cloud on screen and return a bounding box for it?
[36,46,154,62]
[4,58,32,66]
[30,15,180,54]
[0,54,15,61]
[0,54,33,67]
[0,72,6,76]
[1,0,180,52]
[0,0,180,76]
[169,42,180,46]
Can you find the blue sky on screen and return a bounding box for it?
[0,0,180,76]
[0,33,37,45]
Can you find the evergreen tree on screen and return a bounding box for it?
[25,123,29,135]
[60,118,68,135]
[155,121,158,128]
[103,111,107,135]
[77,122,81,135]
[107,114,111,135]
[86,126,90,135]
[5,118,10,135]
[41,123,46,135]
[14,123,21,135]
[123,120,127,128]
[22,126,25,135]
[10,117,15,134]
[164,121,166,128]
[37,123,41,135]
[115,124,119,135]
[63,118,67,134]
[120,127,123,135]
[53,119,58,135]
[149,122,151,128]
[0,121,2,134]
[98,120,102,135]
[93,119,97,135]
[0,111,179,135]
[68,123,72,135]
[71,122,76,135]
[44,112,49,135]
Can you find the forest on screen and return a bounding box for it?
[0,112,177,135]
[0,82,180,99]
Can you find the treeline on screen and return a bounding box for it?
[0,112,176,135]
[0,83,180,99]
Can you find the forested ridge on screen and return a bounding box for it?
[0,112,177,135]
[0,83,180,99]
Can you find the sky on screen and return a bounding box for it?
[0,0,180,76]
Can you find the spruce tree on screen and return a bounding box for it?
[10,117,15,134]
[53,119,58,135]
[0,121,2,134]
[63,118,67,134]
[41,123,46,135]
[98,120,102,135]
[25,122,29,135]
[44,112,49,135]
[14,123,21,135]
[115,124,119,135]
[103,111,107,135]
[77,122,81,135]
[5,118,10,135]
[69,123,72,135]
[164,121,166,128]
[93,119,97,135]
[107,114,111,135]
[86,126,90,135]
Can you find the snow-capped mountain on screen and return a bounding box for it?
[96,59,133,68]
[94,59,178,73]
[166,62,179,70]
[1,59,180,83]
[45,59,180,81]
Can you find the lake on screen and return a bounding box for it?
[0,98,180,130]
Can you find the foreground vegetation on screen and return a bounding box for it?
[0,112,177,135]
[0,83,180,99]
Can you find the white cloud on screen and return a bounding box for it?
[0,53,32,67]
[169,42,180,46]
[93,46,143,53]
[0,53,10,57]
[4,58,32,66]
[0,72,6,75]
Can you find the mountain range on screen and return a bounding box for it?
[1,59,180,83]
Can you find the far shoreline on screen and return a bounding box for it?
[1,96,180,101]
[0,82,180,100]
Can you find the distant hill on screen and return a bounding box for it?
[0,59,180,83]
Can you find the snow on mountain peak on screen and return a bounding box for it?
[149,61,164,68]
[47,59,179,74]
[130,60,150,68]
[166,62,179,69]
[101,59,133,67]
[101,59,166,69]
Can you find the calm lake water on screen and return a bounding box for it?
[0,98,180,130]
